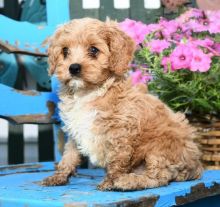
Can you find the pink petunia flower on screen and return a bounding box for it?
[146,23,162,33]
[213,43,220,54]
[208,22,220,34]
[170,45,192,70]
[206,10,220,21]
[177,8,204,23]
[186,13,220,34]
[147,39,171,53]
[205,11,220,34]
[191,37,214,48]
[190,48,212,72]
[159,19,182,38]
[119,18,150,45]
[130,70,152,85]
[186,19,210,33]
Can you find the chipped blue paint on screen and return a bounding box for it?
[0,0,69,88]
[155,170,219,207]
[0,0,70,57]
[0,163,220,207]
[0,83,58,119]
[0,162,55,176]
[0,15,55,55]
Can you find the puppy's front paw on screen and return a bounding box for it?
[97,178,114,191]
[41,173,69,186]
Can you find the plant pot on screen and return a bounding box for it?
[189,117,220,169]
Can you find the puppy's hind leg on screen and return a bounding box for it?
[113,170,169,191]
[113,156,172,191]
[97,141,134,191]
[42,139,80,186]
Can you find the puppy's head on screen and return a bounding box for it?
[48,18,135,90]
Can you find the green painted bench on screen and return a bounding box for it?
[0,0,220,206]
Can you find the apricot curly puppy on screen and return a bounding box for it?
[42,18,203,191]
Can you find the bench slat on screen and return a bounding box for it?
[0,162,220,207]
[0,15,55,56]
[0,84,59,124]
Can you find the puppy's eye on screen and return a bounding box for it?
[62,47,69,58]
[88,46,99,57]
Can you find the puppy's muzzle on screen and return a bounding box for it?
[69,63,81,76]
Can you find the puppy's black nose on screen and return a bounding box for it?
[69,63,81,76]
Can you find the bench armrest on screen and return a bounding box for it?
[0,83,59,124]
[0,15,55,56]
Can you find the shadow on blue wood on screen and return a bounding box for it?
[181,195,220,207]
[0,162,220,207]
[19,56,51,89]
[0,52,18,87]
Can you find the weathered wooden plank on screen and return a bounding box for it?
[144,0,161,9]
[0,15,54,56]
[0,142,8,165]
[99,0,129,22]
[0,1,70,56]
[38,124,55,162]
[0,83,59,124]
[0,162,55,176]
[0,164,220,207]
[200,139,220,145]
[203,154,220,162]
[175,183,220,206]
[130,0,163,23]
[70,0,84,19]
[70,0,99,19]
[99,0,114,21]
[8,124,24,164]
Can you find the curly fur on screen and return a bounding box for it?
[42,18,203,191]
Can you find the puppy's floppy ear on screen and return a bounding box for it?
[47,43,60,76]
[103,21,136,76]
[46,27,63,76]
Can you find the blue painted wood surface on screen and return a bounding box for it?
[0,15,54,56]
[0,162,220,207]
[0,83,59,123]
[0,0,69,57]
[46,0,70,26]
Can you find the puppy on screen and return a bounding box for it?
[42,18,203,191]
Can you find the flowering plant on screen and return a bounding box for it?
[120,8,220,119]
